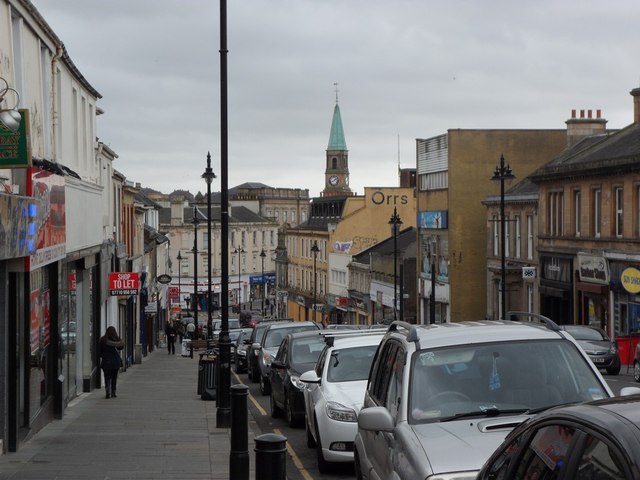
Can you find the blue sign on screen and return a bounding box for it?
[418,211,448,229]
[250,273,276,285]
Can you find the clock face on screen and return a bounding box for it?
[329,175,339,186]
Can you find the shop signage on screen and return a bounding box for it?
[168,287,179,300]
[577,253,609,284]
[418,211,448,229]
[0,109,30,168]
[144,303,157,314]
[542,256,571,283]
[621,267,640,294]
[109,272,139,296]
[157,273,172,284]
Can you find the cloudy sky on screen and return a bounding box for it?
[31,0,640,198]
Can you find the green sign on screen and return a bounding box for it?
[0,109,31,168]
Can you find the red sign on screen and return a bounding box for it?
[336,297,348,308]
[109,272,139,296]
[169,287,179,300]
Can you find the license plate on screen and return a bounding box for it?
[592,357,605,363]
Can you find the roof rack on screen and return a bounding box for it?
[387,321,419,343]
[321,327,387,347]
[506,311,560,331]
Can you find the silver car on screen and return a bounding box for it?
[354,319,614,480]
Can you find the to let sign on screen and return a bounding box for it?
[109,272,139,296]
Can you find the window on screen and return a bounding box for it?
[291,210,296,223]
[283,210,288,224]
[576,434,627,479]
[527,215,533,260]
[241,231,246,246]
[548,191,563,236]
[231,231,235,247]
[615,187,623,238]
[517,425,575,478]
[574,190,582,237]
[515,215,521,259]
[504,215,510,258]
[253,231,257,245]
[301,210,307,222]
[594,188,602,238]
[203,231,209,249]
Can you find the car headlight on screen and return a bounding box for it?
[609,345,619,355]
[262,351,274,367]
[238,349,247,358]
[290,375,305,390]
[325,401,357,422]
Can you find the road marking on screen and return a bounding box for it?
[274,428,315,480]
[232,369,267,417]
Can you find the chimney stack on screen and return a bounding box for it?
[565,108,607,147]
[631,88,640,124]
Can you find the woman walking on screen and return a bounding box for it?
[99,326,124,399]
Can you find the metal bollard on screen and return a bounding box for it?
[254,433,287,480]
[230,384,249,480]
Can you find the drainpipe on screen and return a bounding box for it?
[51,46,63,161]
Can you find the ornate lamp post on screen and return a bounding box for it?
[311,241,320,322]
[492,154,515,319]
[388,207,402,321]
[234,246,245,310]
[202,152,217,344]
[191,207,200,337]
[176,251,183,318]
[260,248,267,315]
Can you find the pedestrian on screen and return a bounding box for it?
[186,320,196,339]
[99,326,124,399]
[176,321,185,342]
[165,320,177,354]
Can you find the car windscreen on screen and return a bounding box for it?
[564,326,606,341]
[327,345,378,382]
[263,325,318,348]
[409,339,609,424]
[290,337,325,369]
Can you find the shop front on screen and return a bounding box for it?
[539,255,573,324]
[575,253,610,332]
[609,259,640,366]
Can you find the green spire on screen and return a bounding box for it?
[327,103,347,150]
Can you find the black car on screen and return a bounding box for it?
[247,321,283,382]
[269,330,327,427]
[562,324,621,375]
[477,394,640,480]
[232,327,253,373]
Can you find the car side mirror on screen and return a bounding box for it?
[271,360,286,369]
[620,386,640,396]
[358,406,394,432]
[300,370,320,384]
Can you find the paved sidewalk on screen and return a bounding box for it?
[0,348,255,480]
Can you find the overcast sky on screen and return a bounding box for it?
[30,0,640,198]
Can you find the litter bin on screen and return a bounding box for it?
[198,352,217,401]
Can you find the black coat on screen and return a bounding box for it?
[99,338,124,370]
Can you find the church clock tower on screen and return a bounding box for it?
[322,83,353,197]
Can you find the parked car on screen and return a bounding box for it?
[354,318,614,480]
[269,330,327,427]
[210,318,241,344]
[232,327,253,373]
[247,321,283,382]
[633,342,640,382]
[301,329,386,473]
[561,324,621,375]
[255,321,320,395]
[477,394,640,479]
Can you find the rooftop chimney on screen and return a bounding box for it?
[565,108,607,147]
[631,88,640,124]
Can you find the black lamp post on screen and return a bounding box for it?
[311,241,320,322]
[260,248,267,315]
[202,152,217,344]
[176,251,183,318]
[389,207,402,321]
[191,207,200,338]
[234,246,245,310]
[492,154,515,319]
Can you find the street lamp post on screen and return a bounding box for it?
[492,154,515,319]
[234,247,245,310]
[176,251,183,318]
[311,241,320,322]
[202,152,217,344]
[191,207,200,338]
[260,248,267,315]
[389,207,403,322]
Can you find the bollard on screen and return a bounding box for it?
[254,433,287,480]
[230,384,249,480]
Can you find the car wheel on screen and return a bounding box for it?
[306,418,316,448]
[607,364,621,375]
[634,362,640,383]
[260,375,271,395]
[270,392,282,418]
[285,394,299,428]
[315,418,330,474]
[354,448,364,480]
